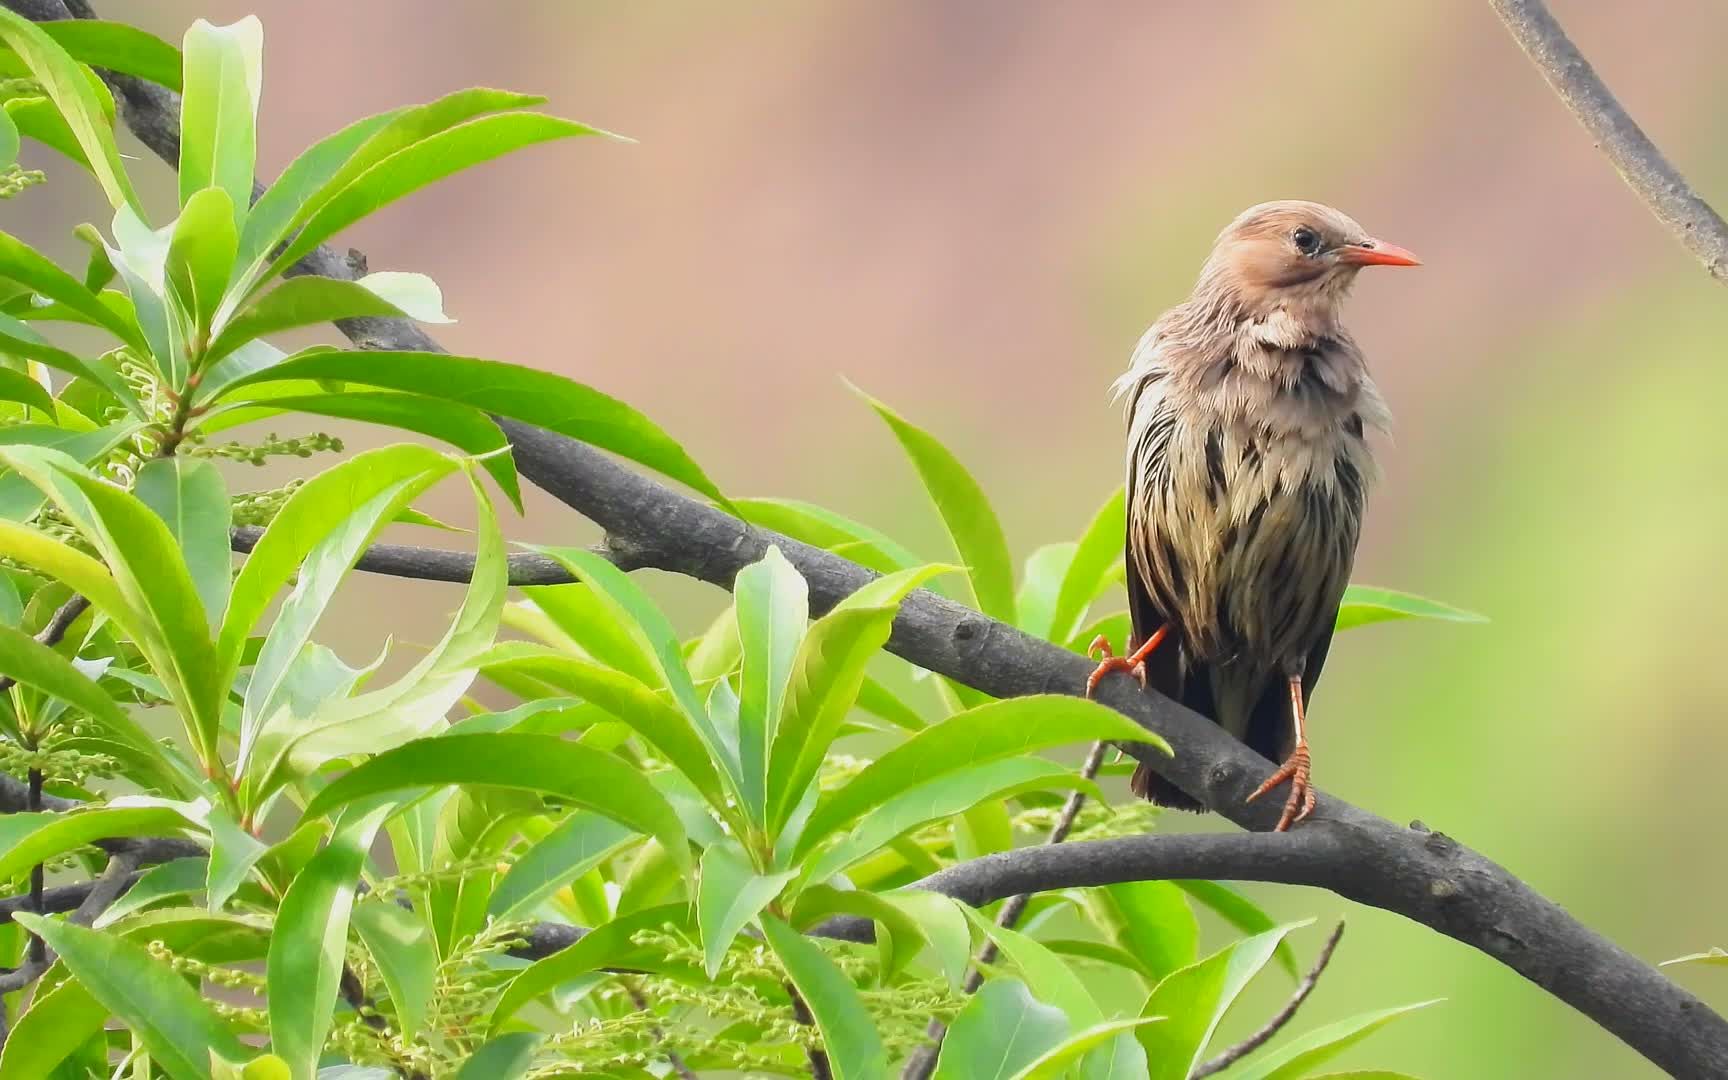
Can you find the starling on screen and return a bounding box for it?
[1088,201,1420,831]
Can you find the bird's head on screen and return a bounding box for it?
[1199,200,1420,318]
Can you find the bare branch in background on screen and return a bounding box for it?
[1488,0,1728,283]
[1190,922,1346,1080]
[5,0,1727,1074]
[230,527,580,587]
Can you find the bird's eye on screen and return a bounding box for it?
[1292,227,1322,256]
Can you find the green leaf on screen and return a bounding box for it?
[789,885,929,984]
[795,695,1164,861]
[37,20,184,91]
[858,388,1015,622]
[0,447,223,759]
[733,496,924,578]
[222,348,725,505]
[207,274,446,364]
[229,108,398,287]
[213,1055,292,1080]
[95,857,207,927]
[487,811,634,920]
[933,979,1068,1080]
[352,901,437,1038]
[268,113,605,284]
[1088,882,1198,985]
[455,1034,541,1080]
[529,547,729,774]
[0,422,138,523]
[1009,1019,1162,1080]
[1229,1000,1441,1080]
[1664,947,1728,969]
[301,733,690,875]
[267,805,389,1080]
[0,518,137,643]
[227,444,457,761]
[766,602,898,834]
[0,806,190,885]
[0,231,148,354]
[0,323,138,415]
[246,471,506,801]
[134,457,231,630]
[178,17,261,224]
[472,643,726,810]
[104,205,174,373]
[1049,487,1125,644]
[1174,879,1298,980]
[202,804,268,912]
[15,911,247,1080]
[734,546,808,824]
[697,839,797,978]
[169,191,242,334]
[1017,542,1076,641]
[0,366,53,416]
[1137,923,1304,1080]
[166,187,239,359]
[856,676,926,731]
[965,908,1102,1027]
[0,974,106,1079]
[1335,585,1486,632]
[761,915,888,1080]
[879,890,973,991]
[806,757,1096,884]
[0,9,140,212]
[0,103,15,170]
[518,582,661,687]
[490,904,697,1029]
[0,622,181,792]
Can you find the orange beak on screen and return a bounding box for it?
[1338,238,1421,267]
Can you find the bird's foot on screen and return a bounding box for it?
[1086,636,1146,695]
[1246,742,1315,832]
[1084,626,1168,696]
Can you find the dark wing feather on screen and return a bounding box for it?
[1124,539,1207,809]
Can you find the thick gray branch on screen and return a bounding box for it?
[1488,0,1728,282]
[11,1,1727,1073]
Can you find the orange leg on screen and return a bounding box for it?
[1085,625,1169,696]
[1245,675,1316,831]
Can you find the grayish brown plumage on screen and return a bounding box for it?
[1090,200,1419,830]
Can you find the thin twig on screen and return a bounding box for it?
[22,768,42,969]
[903,741,1110,1080]
[230,527,581,587]
[0,853,134,997]
[1488,0,1728,282]
[1190,921,1346,1079]
[623,978,701,1080]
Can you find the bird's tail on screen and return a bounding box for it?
[1129,762,1205,811]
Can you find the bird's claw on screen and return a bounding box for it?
[1085,635,1147,696]
[1246,743,1315,832]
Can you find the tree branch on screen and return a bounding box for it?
[229,526,579,587]
[13,1,1728,1074]
[1488,0,1728,282]
[1190,921,1345,1080]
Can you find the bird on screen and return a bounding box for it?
[1086,200,1419,831]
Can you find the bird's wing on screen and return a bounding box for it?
[1121,371,1209,811]
[1121,369,1188,698]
